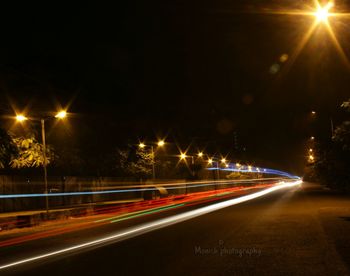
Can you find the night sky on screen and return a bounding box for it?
[1,1,350,174]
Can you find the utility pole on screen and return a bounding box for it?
[41,119,49,217]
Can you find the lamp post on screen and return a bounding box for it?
[16,110,67,216]
[179,152,196,194]
[139,139,165,180]
[40,118,49,216]
[179,152,196,177]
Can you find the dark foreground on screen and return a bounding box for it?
[2,182,350,275]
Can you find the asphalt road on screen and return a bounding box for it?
[2,182,350,276]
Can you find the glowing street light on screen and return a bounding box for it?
[221,158,226,164]
[207,158,213,165]
[308,155,315,162]
[309,148,313,152]
[13,110,68,216]
[310,136,315,140]
[314,2,334,23]
[180,153,187,160]
[16,114,28,122]
[311,111,316,115]
[197,152,203,158]
[55,110,67,119]
[139,142,146,149]
[157,140,165,147]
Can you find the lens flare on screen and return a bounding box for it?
[315,2,333,22]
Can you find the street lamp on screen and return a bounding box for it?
[15,110,67,216]
[138,140,165,180]
[314,2,333,23]
[157,140,165,147]
[197,152,203,158]
[179,152,195,177]
[16,114,28,122]
[139,143,146,149]
[180,153,187,160]
[55,110,67,119]
[308,154,315,163]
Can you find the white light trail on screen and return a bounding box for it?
[0,180,302,271]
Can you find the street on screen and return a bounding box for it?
[1,182,350,275]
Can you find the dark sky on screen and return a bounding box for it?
[1,1,350,174]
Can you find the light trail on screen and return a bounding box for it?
[0,184,273,248]
[0,177,288,199]
[207,164,300,179]
[0,180,302,271]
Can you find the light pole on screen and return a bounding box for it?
[16,110,67,216]
[179,152,196,177]
[216,161,220,180]
[41,118,49,216]
[151,145,155,180]
[139,139,165,180]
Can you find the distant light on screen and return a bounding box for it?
[55,110,67,119]
[180,153,187,160]
[139,143,146,149]
[311,111,316,115]
[157,140,165,147]
[225,164,229,168]
[269,63,280,74]
[310,136,315,140]
[309,148,313,152]
[315,2,333,23]
[236,163,241,167]
[16,115,28,122]
[198,152,203,158]
[309,155,315,161]
[221,158,226,164]
[279,54,289,63]
[248,165,252,171]
[207,158,213,165]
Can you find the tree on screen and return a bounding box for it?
[0,129,17,169]
[10,135,54,169]
[116,145,153,178]
[312,99,350,191]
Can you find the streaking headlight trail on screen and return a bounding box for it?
[207,164,300,179]
[0,165,300,199]
[0,180,302,271]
